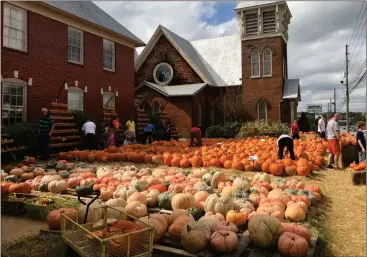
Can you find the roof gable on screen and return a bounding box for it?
[135,81,207,97]
[135,25,216,85]
[44,1,144,46]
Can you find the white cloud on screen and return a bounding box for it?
[95,1,366,113]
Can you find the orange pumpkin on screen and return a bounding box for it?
[191,156,203,168]
[269,163,285,176]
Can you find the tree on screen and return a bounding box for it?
[216,86,243,123]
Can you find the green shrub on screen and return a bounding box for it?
[236,120,289,138]
[206,122,242,138]
[6,123,39,156]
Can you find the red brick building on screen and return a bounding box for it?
[134,1,300,137]
[1,1,144,125]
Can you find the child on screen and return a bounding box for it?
[356,121,366,162]
[353,121,366,185]
[144,121,155,144]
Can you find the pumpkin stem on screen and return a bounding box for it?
[186,225,191,232]
[226,222,230,226]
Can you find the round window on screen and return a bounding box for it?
[153,63,173,85]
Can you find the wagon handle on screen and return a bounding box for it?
[77,190,101,224]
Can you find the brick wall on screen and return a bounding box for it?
[242,36,286,121]
[135,86,193,137]
[1,3,135,123]
[135,35,203,86]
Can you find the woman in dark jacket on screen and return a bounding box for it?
[39,108,54,160]
[164,119,171,141]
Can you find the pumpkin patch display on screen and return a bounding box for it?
[46,208,77,230]
[277,232,309,257]
[210,230,238,253]
[248,214,282,248]
[181,221,211,253]
[168,213,195,241]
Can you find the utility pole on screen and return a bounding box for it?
[345,44,350,133]
[333,88,336,113]
[329,98,332,115]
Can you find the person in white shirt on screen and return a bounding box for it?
[317,114,326,141]
[277,134,295,160]
[82,120,96,150]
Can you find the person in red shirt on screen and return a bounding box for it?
[290,120,300,140]
[190,127,202,147]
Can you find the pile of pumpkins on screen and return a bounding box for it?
[349,161,367,171]
[56,137,326,177]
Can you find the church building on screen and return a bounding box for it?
[134,1,301,138]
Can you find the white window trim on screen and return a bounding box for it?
[3,3,27,52]
[103,39,115,72]
[103,92,115,109]
[68,26,84,65]
[67,87,84,111]
[257,101,268,121]
[1,78,28,124]
[250,50,260,78]
[262,48,272,77]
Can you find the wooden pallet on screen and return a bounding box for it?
[153,230,318,257]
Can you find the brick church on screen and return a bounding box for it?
[134,1,301,138]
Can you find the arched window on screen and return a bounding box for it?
[68,87,83,111]
[251,50,260,77]
[257,101,267,121]
[198,102,202,126]
[263,48,272,76]
[152,101,160,115]
[2,78,27,125]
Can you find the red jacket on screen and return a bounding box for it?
[191,127,202,136]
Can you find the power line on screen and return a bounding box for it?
[349,22,366,68]
[349,60,366,85]
[348,1,365,47]
[349,71,367,93]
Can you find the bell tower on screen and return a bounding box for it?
[235,1,292,122]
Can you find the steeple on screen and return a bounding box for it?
[235,1,292,43]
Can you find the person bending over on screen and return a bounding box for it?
[277,134,295,160]
[190,127,202,147]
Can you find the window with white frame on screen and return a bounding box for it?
[103,39,115,71]
[245,13,258,36]
[263,48,272,76]
[68,26,83,64]
[251,50,260,77]
[68,87,83,111]
[103,92,115,109]
[3,3,27,51]
[257,101,267,121]
[2,80,27,126]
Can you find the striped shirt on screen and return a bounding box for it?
[40,115,54,131]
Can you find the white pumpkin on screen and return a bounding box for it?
[232,177,251,190]
[192,168,209,178]
[96,167,113,179]
[2,171,9,181]
[147,176,161,186]
[33,167,45,177]
[125,201,147,218]
[105,198,127,208]
[113,186,138,200]
[78,199,103,223]
[127,192,147,205]
[131,179,149,192]
[143,189,160,207]
[152,168,166,178]
[48,180,68,193]
[41,175,62,184]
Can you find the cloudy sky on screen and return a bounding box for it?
[95,1,366,113]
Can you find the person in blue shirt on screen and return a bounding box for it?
[144,121,155,144]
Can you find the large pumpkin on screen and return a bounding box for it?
[46,208,77,230]
[48,180,68,193]
[168,214,195,241]
[158,190,176,210]
[281,222,312,242]
[8,182,32,194]
[210,230,238,253]
[127,192,147,205]
[248,214,282,248]
[213,220,238,233]
[232,177,251,190]
[277,232,309,257]
[204,193,234,217]
[181,221,211,253]
[269,163,285,176]
[171,193,196,210]
[226,210,247,227]
[125,201,147,218]
[139,214,168,242]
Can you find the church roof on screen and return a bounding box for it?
[283,79,301,100]
[44,1,145,47]
[136,81,207,97]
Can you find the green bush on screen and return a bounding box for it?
[6,123,39,156]
[236,120,289,138]
[206,122,242,138]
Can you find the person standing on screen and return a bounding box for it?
[39,108,54,160]
[190,127,202,147]
[82,120,96,150]
[144,121,155,144]
[126,116,136,144]
[318,114,327,141]
[356,121,366,163]
[164,119,171,141]
[290,120,300,140]
[326,113,342,169]
[277,134,295,160]
[106,122,116,147]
